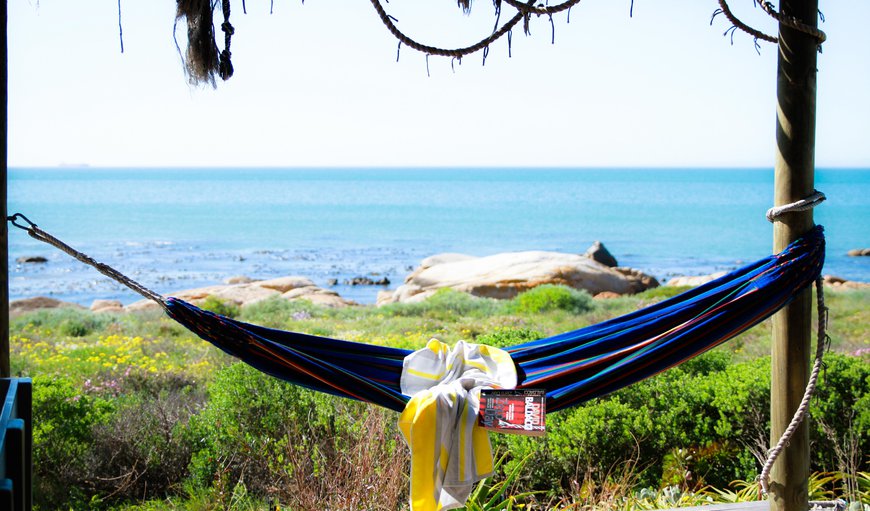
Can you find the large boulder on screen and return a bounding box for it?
[377,250,658,305]
[126,276,354,311]
[9,296,85,317]
[666,271,728,288]
[91,299,124,313]
[224,275,258,285]
[584,241,618,268]
[822,275,870,290]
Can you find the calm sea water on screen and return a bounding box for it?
[7,167,870,306]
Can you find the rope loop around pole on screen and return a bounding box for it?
[766,190,826,222]
[715,0,826,49]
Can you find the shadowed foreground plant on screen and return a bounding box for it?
[460,452,541,511]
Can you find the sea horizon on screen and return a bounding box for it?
[7,166,869,306]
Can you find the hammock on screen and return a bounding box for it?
[162,225,825,414]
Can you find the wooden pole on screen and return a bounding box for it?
[769,1,819,511]
[2,0,10,378]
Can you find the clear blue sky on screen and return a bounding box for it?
[8,0,870,168]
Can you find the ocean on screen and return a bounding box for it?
[7,167,870,306]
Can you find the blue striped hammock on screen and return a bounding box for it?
[164,225,825,413]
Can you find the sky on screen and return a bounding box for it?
[7,0,870,168]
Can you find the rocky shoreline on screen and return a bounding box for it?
[10,241,870,316]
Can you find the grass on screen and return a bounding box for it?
[8,285,869,510]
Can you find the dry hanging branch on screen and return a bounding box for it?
[169,0,824,85]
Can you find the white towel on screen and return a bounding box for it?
[399,339,517,511]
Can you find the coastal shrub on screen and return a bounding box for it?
[493,352,771,494]
[475,327,544,349]
[31,374,115,509]
[240,296,325,328]
[30,369,206,509]
[13,307,115,338]
[187,362,408,509]
[809,352,870,498]
[84,373,204,505]
[382,287,502,319]
[200,295,242,319]
[634,286,693,301]
[17,290,868,508]
[496,351,869,497]
[508,285,595,315]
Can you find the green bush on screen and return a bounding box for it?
[493,352,770,493]
[239,296,324,328]
[475,327,544,349]
[200,295,242,319]
[32,375,115,508]
[635,286,693,301]
[493,351,869,496]
[809,352,870,485]
[382,287,503,318]
[86,375,203,506]
[508,285,595,314]
[12,307,115,338]
[186,362,409,509]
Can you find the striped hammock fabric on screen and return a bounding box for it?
[165,225,825,413]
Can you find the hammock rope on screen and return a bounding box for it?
[7,213,167,308]
[759,276,828,495]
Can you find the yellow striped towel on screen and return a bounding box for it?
[399,339,517,511]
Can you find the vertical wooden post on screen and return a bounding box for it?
[770,1,819,511]
[2,0,10,378]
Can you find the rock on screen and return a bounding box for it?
[823,275,847,285]
[225,275,258,285]
[9,296,84,317]
[16,256,48,264]
[91,299,124,313]
[327,278,339,286]
[666,271,728,287]
[584,241,618,268]
[281,286,356,307]
[345,276,391,286]
[257,276,317,293]
[282,286,333,300]
[593,291,621,300]
[125,299,162,312]
[847,248,870,257]
[209,286,280,305]
[420,253,477,268]
[404,254,477,282]
[376,290,396,306]
[378,250,658,304]
[613,267,660,289]
[126,275,354,311]
[822,275,870,289]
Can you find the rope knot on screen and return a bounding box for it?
[766,190,826,222]
[219,49,234,80]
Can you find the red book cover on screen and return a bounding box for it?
[478,389,546,436]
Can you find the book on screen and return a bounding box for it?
[477,389,546,436]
